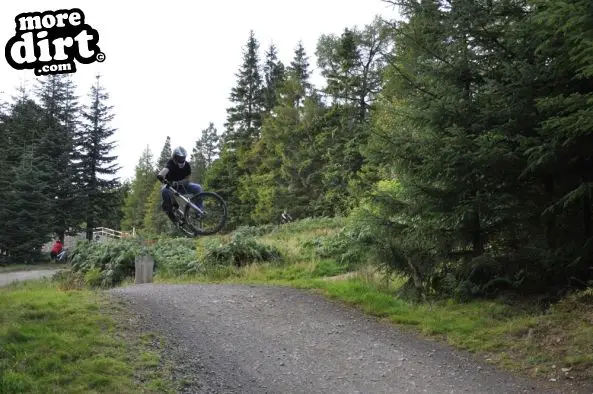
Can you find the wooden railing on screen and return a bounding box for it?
[40,227,136,252]
[92,227,135,239]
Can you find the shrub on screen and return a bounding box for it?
[199,233,282,268]
[275,216,345,234]
[148,237,200,277]
[68,238,143,288]
[66,231,284,287]
[67,236,202,286]
[302,227,368,269]
[234,224,278,238]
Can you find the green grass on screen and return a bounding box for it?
[0,278,176,394]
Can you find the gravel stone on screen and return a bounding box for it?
[109,283,593,394]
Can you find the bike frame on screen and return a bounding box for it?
[165,182,204,215]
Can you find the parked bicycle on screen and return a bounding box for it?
[56,248,68,262]
[280,210,293,224]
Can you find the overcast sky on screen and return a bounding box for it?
[1,0,397,181]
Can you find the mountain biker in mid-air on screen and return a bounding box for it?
[156,146,203,224]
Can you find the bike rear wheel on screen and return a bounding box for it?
[183,192,227,236]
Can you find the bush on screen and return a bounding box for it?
[275,216,345,234]
[67,236,202,286]
[68,238,143,288]
[66,232,284,287]
[302,228,366,269]
[234,224,278,238]
[148,237,201,277]
[198,232,282,268]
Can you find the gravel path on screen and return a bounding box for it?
[0,269,59,287]
[110,283,593,394]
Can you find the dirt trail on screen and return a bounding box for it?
[0,269,59,287]
[111,283,593,394]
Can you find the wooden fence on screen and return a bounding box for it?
[41,227,136,252]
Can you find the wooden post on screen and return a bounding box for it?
[135,254,154,284]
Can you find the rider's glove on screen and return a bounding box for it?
[156,174,164,182]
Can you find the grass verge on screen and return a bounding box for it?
[0,278,176,394]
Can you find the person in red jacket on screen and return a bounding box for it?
[50,239,63,260]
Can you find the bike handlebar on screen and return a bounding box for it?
[157,175,173,187]
[157,176,187,190]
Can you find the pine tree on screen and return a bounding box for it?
[63,75,87,232]
[188,123,220,184]
[102,181,129,230]
[0,98,53,262]
[287,41,312,107]
[215,30,267,227]
[203,145,242,229]
[200,123,220,166]
[142,135,173,234]
[358,0,558,296]
[0,108,7,257]
[263,43,286,114]
[224,30,265,147]
[314,18,392,210]
[519,0,593,282]
[2,93,45,166]
[317,17,389,119]
[35,74,82,241]
[143,181,171,235]
[253,78,328,221]
[5,148,53,262]
[79,75,120,240]
[157,136,172,169]
[190,140,207,184]
[122,146,156,231]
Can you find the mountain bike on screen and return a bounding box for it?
[160,179,228,237]
[56,248,68,262]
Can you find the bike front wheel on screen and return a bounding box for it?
[184,192,227,236]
